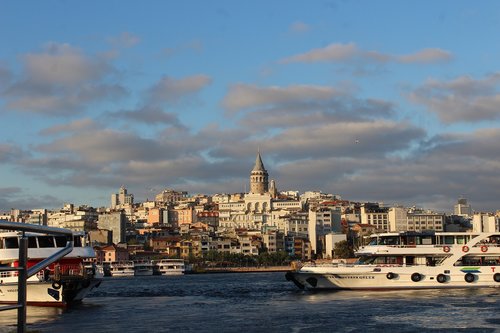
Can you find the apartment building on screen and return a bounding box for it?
[406,208,445,232]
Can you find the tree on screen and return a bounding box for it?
[333,240,354,259]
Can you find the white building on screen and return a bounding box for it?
[388,206,408,232]
[472,213,499,232]
[324,233,347,259]
[361,203,389,232]
[454,197,472,217]
[111,186,134,209]
[407,208,445,232]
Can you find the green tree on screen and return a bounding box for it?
[333,240,354,259]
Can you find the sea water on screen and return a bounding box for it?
[0,272,498,332]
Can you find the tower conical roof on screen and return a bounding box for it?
[252,151,266,172]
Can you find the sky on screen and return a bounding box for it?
[1,1,500,213]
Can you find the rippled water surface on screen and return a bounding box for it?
[1,272,499,332]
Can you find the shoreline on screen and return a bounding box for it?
[188,266,291,274]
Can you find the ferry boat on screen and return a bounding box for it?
[155,259,185,275]
[109,261,135,277]
[134,260,154,276]
[286,231,500,290]
[0,231,103,306]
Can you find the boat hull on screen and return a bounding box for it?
[158,270,184,276]
[134,270,153,276]
[0,277,102,307]
[286,267,500,290]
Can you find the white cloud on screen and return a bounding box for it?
[408,73,500,123]
[396,48,453,63]
[222,83,343,113]
[2,43,125,116]
[148,74,212,105]
[280,43,358,64]
[279,43,453,65]
[22,43,111,85]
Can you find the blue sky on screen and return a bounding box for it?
[1,1,500,213]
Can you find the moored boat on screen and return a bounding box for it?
[0,231,103,307]
[108,261,135,277]
[155,259,185,275]
[286,231,500,290]
[134,260,154,276]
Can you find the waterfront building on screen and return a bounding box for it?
[172,205,197,227]
[111,186,134,209]
[94,244,129,263]
[406,207,445,232]
[308,207,334,255]
[324,233,347,259]
[454,197,472,217]
[147,207,163,225]
[262,230,285,253]
[47,204,97,232]
[149,236,182,254]
[210,237,234,254]
[89,229,113,245]
[197,211,219,228]
[361,203,389,232]
[98,211,127,244]
[472,212,499,232]
[291,237,312,260]
[283,211,309,237]
[388,206,408,231]
[155,189,188,205]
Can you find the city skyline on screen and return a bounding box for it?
[1,2,500,212]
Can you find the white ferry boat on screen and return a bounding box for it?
[286,231,500,290]
[0,231,103,306]
[109,261,135,277]
[134,260,154,276]
[155,259,185,275]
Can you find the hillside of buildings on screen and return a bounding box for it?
[1,153,498,264]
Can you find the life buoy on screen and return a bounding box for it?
[437,274,447,283]
[51,281,62,290]
[411,272,422,282]
[443,246,450,253]
[464,273,475,283]
[462,246,469,253]
[480,245,488,253]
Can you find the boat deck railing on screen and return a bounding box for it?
[0,220,74,333]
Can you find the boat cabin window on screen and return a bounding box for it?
[420,236,433,245]
[73,236,82,247]
[444,236,455,245]
[55,236,67,247]
[28,237,38,248]
[5,237,19,249]
[368,238,378,246]
[456,235,465,244]
[38,236,55,248]
[380,236,400,245]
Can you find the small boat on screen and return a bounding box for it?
[286,231,500,290]
[109,261,135,277]
[134,260,154,276]
[0,231,103,307]
[155,259,185,275]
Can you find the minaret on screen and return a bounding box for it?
[249,151,269,194]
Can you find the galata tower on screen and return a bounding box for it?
[249,151,269,194]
